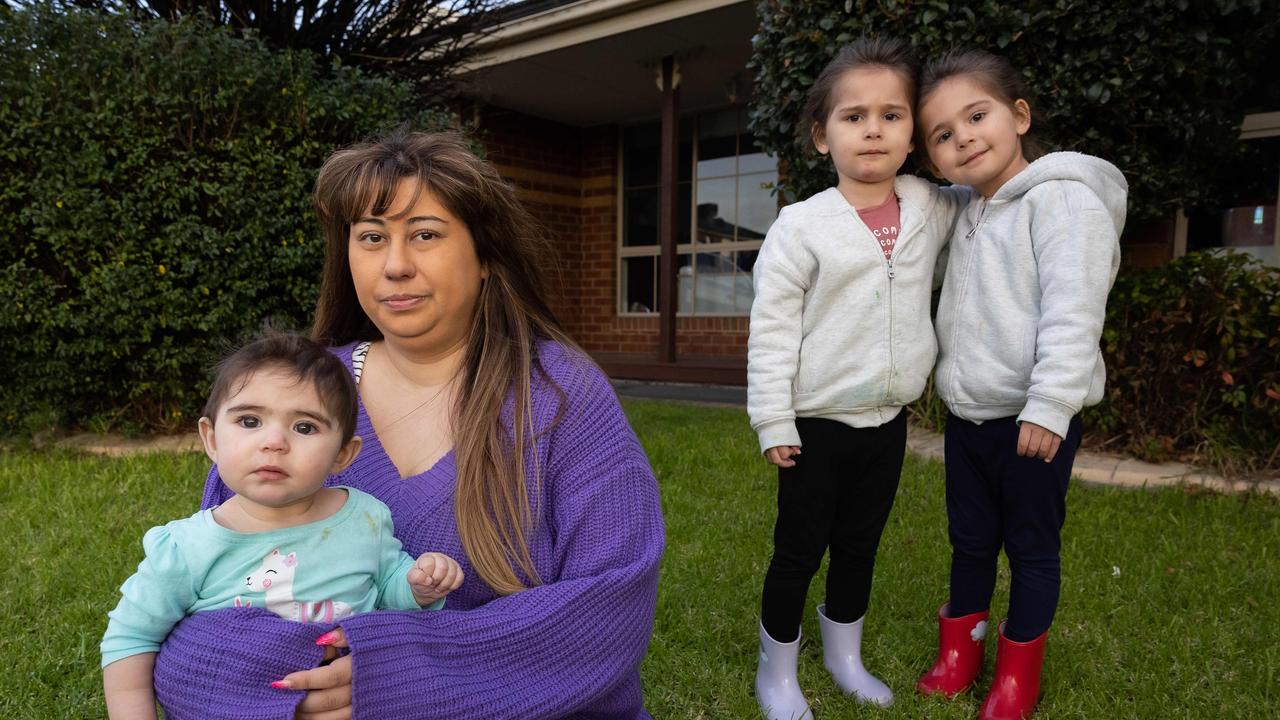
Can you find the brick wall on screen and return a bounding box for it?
[473,104,750,364]
[469,106,590,332]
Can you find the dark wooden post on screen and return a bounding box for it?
[658,55,680,364]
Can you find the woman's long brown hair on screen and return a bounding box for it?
[310,130,575,595]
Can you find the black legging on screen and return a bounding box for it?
[760,411,907,642]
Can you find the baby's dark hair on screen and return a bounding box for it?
[919,49,1045,160]
[203,330,358,444]
[803,36,919,144]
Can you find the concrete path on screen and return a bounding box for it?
[51,381,1279,497]
[613,379,747,407]
[56,432,202,456]
[904,425,1279,497]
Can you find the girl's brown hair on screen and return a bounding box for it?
[803,36,919,147]
[311,129,576,595]
[919,50,1045,160]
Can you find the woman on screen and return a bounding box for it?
[151,131,666,719]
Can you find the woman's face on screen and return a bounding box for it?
[348,179,487,353]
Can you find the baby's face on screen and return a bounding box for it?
[199,368,347,511]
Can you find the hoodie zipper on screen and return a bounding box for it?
[965,198,989,240]
[882,206,908,404]
[853,188,906,407]
[884,247,896,404]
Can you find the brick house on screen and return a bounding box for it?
[457,0,1280,386]
[458,0,764,384]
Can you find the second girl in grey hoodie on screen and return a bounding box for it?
[913,50,1126,720]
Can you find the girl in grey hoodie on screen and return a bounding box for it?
[747,38,969,720]
[913,50,1126,720]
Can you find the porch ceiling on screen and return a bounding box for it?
[458,1,758,127]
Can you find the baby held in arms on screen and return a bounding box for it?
[101,331,464,720]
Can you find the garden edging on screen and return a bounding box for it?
[53,425,1280,498]
[906,425,1280,497]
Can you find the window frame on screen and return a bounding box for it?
[616,106,777,317]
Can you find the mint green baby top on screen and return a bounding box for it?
[101,486,442,667]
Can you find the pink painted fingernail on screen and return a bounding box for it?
[315,630,339,646]
[271,680,292,690]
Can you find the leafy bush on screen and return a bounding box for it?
[0,6,452,433]
[909,253,1280,473]
[1089,252,1280,472]
[748,0,1279,221]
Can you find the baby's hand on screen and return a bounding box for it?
[408,552,465,606]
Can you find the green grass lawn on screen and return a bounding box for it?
[2,399,1277,718]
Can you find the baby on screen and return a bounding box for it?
[101,331,464,719]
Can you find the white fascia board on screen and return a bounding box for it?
[1241,111,1280,140]
[462,0,748,71]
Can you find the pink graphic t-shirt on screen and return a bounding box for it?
[857,191,901,261]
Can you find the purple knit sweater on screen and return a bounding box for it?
[152,341,665,719]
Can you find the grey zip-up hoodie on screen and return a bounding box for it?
[935,151,1127,438]
[748,175,969,453]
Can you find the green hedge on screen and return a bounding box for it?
[748,0,1279,222]
[0,6,452,433]
[908,253,1280,473]
[1089,252,1280,473]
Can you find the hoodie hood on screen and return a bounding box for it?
[993,151,1128,234]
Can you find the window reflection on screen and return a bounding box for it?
[737,172,777,240]
[696,177,737,238]
[623,188,657,247]
[1186,135,1279,265]
[621,107,777,315]
[622,256,655,313]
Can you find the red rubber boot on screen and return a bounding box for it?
[978,622,1047,720]
[917,602,990,696]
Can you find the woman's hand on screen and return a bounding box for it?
[272,628,353,720]
[764,445,801,468]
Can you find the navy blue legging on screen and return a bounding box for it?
[945,413,1083,642]
[760,412,907,642]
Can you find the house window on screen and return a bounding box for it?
[1184,112,1280,266]
[619,107,778,315]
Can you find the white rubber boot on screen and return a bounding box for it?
[755,622,815,720]
[816,604,894,707]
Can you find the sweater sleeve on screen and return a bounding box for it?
[927,184,974,291]
[1018,209,1120,437]
[337,365,665,719]
[153,607,328,720]
[747,209,812,453]
[932,183,973,240]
